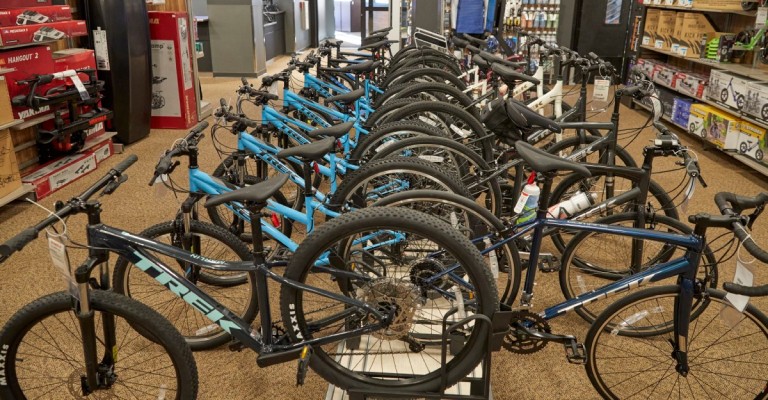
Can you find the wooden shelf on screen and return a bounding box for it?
[639,45,768,81]
[12,114,55,131]
[642,3,757,16]
[0,119,23,131]
[0,184,35,208]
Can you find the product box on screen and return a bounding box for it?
[1,1,52,7]
[672,97,694,128]
[691,0,744,10]
[677,13,716,58]
[148,12,198,129]
[53,48,97,85]
[21,136,113,199]
[0,45,56,120]
[676,71,708,99]
[0,6,72,27]
[688,104,716,137]
[743,81,768,123]
[643,9,661,46]
[0,75,14,127]
[705,109,740,148]
[0,20,87,47]
[0,128,22,199]
[635,58,661,79]
[736,121,767,161]
[670,12,686,54]
[707,70,750,111]
[654,11,677,50]
[653,64,678,88]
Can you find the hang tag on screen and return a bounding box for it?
[418,115,438,127]
[648,95,663,122]
[450,124,472,138]
[725,261,754,313]
[757,7,768,29]
[418,155,445,163]
[47,234,78,300]
[69,73,91,101]
[654,39,664,49]
[375,140,397,153]
[483,238,499,279]
[680,177,695,214]
[593,79,610,102]
[154,174,170,198]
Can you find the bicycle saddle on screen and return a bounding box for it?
[460,33,488,47]
[452,36,469,48]
[276,137,336,161]
[326,88,365,105]
[481,52,527,70]
[472,54,491,69]
[466,44,483,55]
[492,63,540,85]
[506,99,562,133]
[361,31,389,46]
[370,27,392,35]
[325,38,343,47]
[515,141,591,178]
[334,60,381,74]
[307,121,354,139]
[358,39,397,51]
[205,173,290,207]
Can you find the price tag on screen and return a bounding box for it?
[418,116,438,127]
[593,79,611,102]
[648,96,663,122]
[69,73,91,102]
[757,7,768,29]
[47,234,78,300]
[642,36,651,46]
[154,174,170,198]
[450,124,471,138]
[374,140,397,153]
[679,46,688,56]
[655,40,664,49]
[680,177,695,214]
[725,261,754,313]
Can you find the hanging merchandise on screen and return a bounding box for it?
[456,0,487,33]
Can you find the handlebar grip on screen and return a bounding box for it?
[723,282,768,297]
[191,121,210,135]
[38,74,54,84]
[714,192,768,214]
[112,154,138,175]
[682,153,700,177]
[241,77,249,86]
[241,117,259,128]
[0,227,38,260]
[265,93,279,101]
[621,85,644,96]
[220,98,228,108]
[155,153,173,176]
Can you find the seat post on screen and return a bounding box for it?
[536,173,556,217]
[247,201,268,257]
[302,159,314,203]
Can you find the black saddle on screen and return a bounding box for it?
[276,137,336,161]
[480,52,527,70]
[307,121,354,139]
[481,98,561,145]
[459,33,488,47]
[361,32,389,46]
[515,141,591,177]
[325,38,342,47]
[507,99,562,133]
[452,36,470,49]
[491,63,540,86]
[334,60,381,74]
[205,174,290,207]
[370,27,392,35]
[326,88,365,105]
[472,54,491,69]
[358,39,397,51]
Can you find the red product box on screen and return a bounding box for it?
[148,11,198,129]
[676,72,707,99]
[2,1,52,7]
[0,6,72,27]
[53,48,97,84]
[652,65,678,88]
[21,137,114,199]
[0,20,87,47]
[0,45,56,119]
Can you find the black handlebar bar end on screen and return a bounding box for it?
[113,155,138,175]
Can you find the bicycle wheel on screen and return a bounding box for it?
[370,135,503,216]
[371,189,522,304]
[374,82,479,118]
[548,168,679,254]
[379,67,468,92]
[0,290,197,399]
[350,120,449,164]
[112,220,258,351]
[586,286,768,399]
[328,157,470,213]
[387,48,457,72]
[363,98,422,130]
[279,207,498,391]
[388,55,463,77]
[559,212,718,324]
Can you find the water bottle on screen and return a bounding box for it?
[546,191,598,218]
[515,174,540,224]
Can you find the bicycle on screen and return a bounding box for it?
[0,158,500,396]
[720,76,747,110]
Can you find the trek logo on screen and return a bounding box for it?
[288,304,304,339]
[0,344,8,386]
[132,253,241,334]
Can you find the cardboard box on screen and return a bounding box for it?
[148,12,198,129]
[0,45,56,120]
[635,58,661,79]
[736,121,766,161]
[743,81,768,123]
[671,12,686,54]
[688,104,716,137]
[691,0,744,10]
[0,128,22,199]
[707,70,750,111]
[677,13,716,58]
[676,72,708,99]
[0,6,72,27]
[653,64,679,88]
[705,109,740,148]
[0,75,14,126]
[53,48,97,85]
[672,97,694,127]
[654,11,677,50]
[1,1,52,7]
[643,9,661,46]
[0,20,87,47]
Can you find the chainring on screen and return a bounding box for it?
[503,310,552,354]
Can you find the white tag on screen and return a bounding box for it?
[513,191,529,214]
[453,286,466,319]
[758,7,768,29]
[418,115,438,127]
[418,155,444,163]
[725,261,754,313]
[47,234,78,299]
[484,238,499,280]
[93,28,111,71]
[648,96,663,122]
[671,44,679,53]
[680,177,695,214]
[450,124,471,138]
[642,36,650,45]
[374,140,397,153]
[679,46,688,56]
[655,40,664,49]
[154,174,170,198]
[593,79,610,102]
[69,73,91,101]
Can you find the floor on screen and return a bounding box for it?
[1,56,768,399]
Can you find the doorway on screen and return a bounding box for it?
[333,0,390,45]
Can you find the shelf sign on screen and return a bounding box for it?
[757,7,768,29]
[654,39,664,49]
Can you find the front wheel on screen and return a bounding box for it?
[721,88,729,102]
[279,207,499,392]
[586,286,768,399]
[737,94,746,110]
[0,291,198,399]
[762,103,768,120]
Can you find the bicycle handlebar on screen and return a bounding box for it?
[0,155,138,262]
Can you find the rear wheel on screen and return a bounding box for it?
[351,120,450,164]
[0,290,198,399]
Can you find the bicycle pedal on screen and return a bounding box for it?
[296,346,313,387]
[564,341,587,364]
[537,254,560,273]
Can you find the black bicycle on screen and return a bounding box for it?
[0,156,500,398]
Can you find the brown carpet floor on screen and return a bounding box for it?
[1,56,767,399]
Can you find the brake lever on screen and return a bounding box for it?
[101,174,128,196]
[747,204,764,229]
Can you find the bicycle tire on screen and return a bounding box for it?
[387,48,457,72]
[328,156,471,214]
[370,135,503,216]
[278,207,498,391]
[371,189,522,304]
[586,286,768,399]
[388,55,463,77]
[113,220,258,351]
[559,212,718,324]
[379,68,468,92]
[0,290,198,399]
[363,98,422,130]
[374,82,480,118]
[350,120,450,164]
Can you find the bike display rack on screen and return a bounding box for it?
[328,308,514,400]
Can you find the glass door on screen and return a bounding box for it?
[361,0,390,39]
